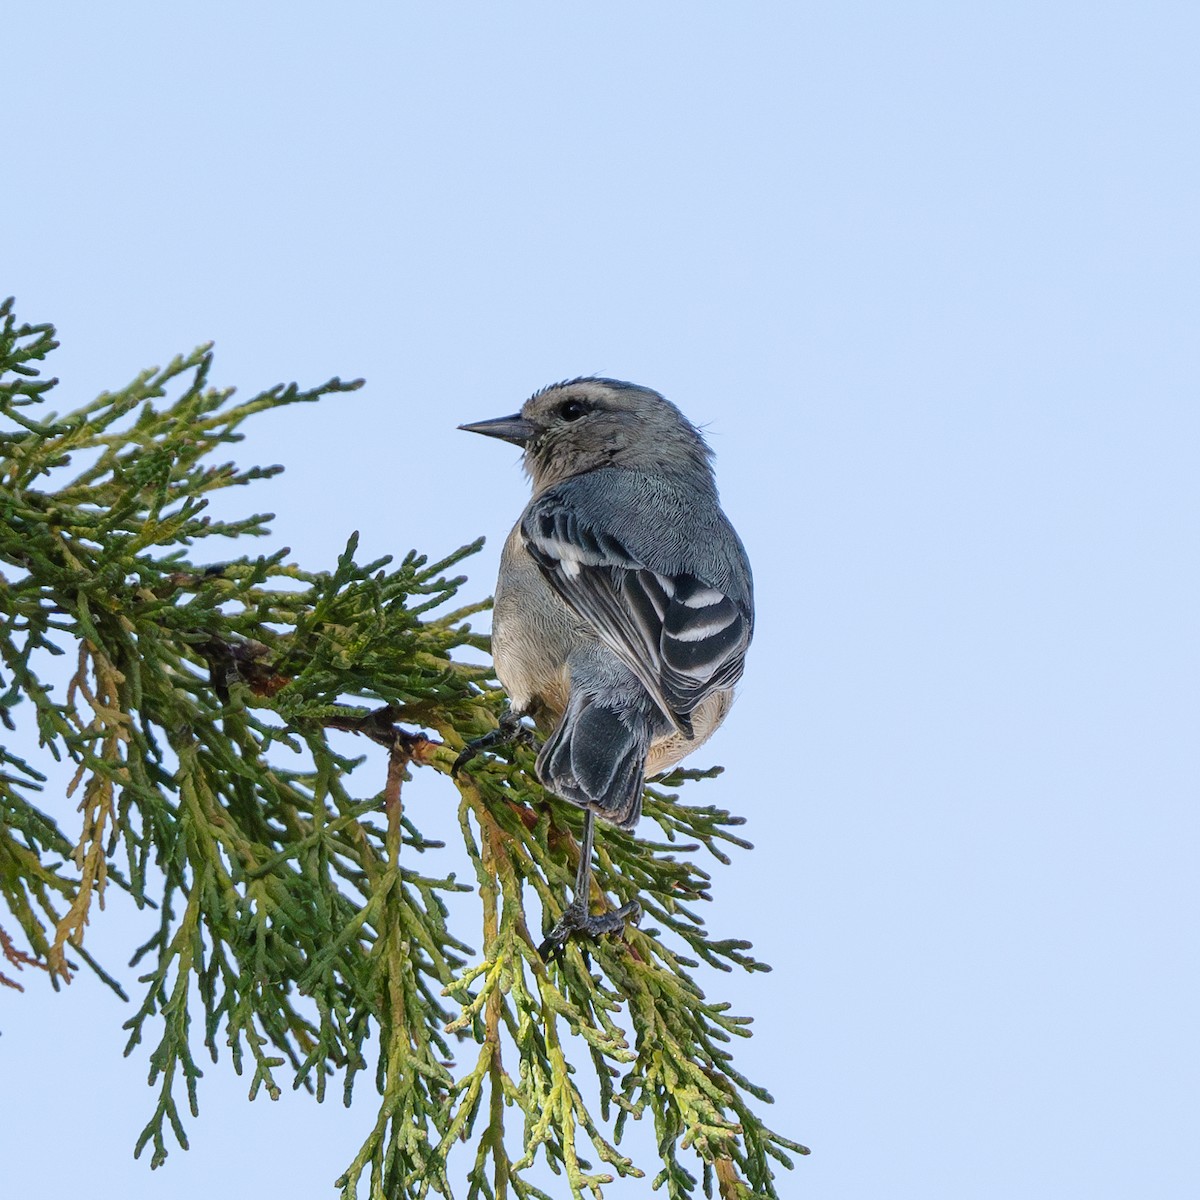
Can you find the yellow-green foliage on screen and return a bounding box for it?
[0,298,805,1200]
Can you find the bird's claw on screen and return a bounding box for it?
[452,711,536,775]
[538,897,641,962]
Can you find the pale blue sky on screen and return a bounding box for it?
[4,4,1197,1197]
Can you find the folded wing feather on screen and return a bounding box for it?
[523,490,751,738]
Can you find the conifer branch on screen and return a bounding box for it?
[0,297,806,1198]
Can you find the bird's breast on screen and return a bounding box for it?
[492,524,577,729]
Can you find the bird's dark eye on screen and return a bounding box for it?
[560,399,587,421]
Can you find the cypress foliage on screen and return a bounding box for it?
[0,298,806,1198]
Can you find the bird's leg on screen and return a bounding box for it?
[538,810,641,962]
[452,707,536,775]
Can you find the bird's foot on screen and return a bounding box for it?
[452,709,536,775]
[538,896,641,962]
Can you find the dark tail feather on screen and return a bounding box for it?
[535,695,649,831]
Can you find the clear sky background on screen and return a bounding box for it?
[3,3,1197,1198]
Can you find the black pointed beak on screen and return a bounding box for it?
[458,413,537,447]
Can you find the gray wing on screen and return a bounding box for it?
[521,475,753,737]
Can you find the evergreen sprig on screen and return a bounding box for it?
[0,298,805,1199]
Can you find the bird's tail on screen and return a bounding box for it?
[535,694,651,831]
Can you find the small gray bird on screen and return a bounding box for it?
[459,377,753,958]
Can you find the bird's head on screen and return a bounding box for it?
[460,377,714,492]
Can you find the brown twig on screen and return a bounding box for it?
[1,921,46,990]
[323,704,443,864]
[194,635,289,702]
[323,704,440,761]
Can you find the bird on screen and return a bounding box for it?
[457,377,753,959]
